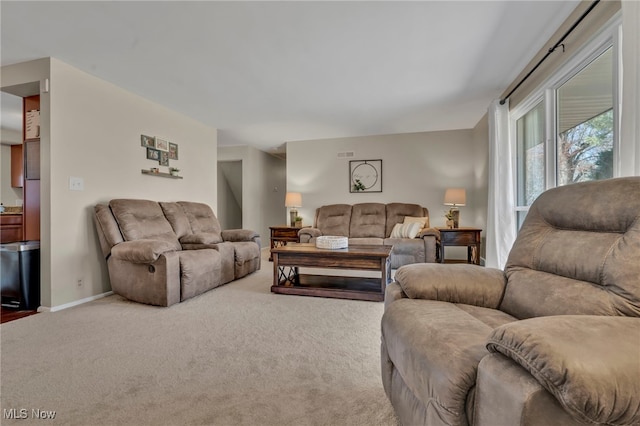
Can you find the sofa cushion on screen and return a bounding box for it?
[385,203,427,237]
[349,237,383,246]
[109,199,181,250]
[390,222,422,239]
[316,204,352,237]
[350,203,386,238]
[180,233,222,245]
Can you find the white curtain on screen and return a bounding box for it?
[621,0,640,176]
[485,99,517,269]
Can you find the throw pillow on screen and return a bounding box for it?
[403,216,430,229]
[390,222,422,239]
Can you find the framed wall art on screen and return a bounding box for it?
[168,142,179,160]
[146,147,160,161]
[141,134,155,147]
[159,151,169,166]
[349,159,382,193]
[155,137,169,152]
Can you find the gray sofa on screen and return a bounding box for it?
[298,202,439,268]
[381,177,640,426]
[94,199,261,306]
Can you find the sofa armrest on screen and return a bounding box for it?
[486,315,640,425]
[393,263,506,308]
[110,239,177,264]
[221,229,259,243]
[418,227,440,240]
[298,227,322,243]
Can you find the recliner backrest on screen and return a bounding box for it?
[385,203,428,237]
[109,199,181,250]
[159,202,192,238]
[177,201,223,242]
[94,204,124,258]
[350,203,386,238]
[315,204,353,237]
[501,177,640,319]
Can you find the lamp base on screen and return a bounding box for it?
[451,209,460,228]
[289,209,297,227]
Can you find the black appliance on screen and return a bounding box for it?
[1,241,40,309]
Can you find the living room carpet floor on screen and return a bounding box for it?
[0,250,398,426]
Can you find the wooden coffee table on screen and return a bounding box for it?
[271,243,392,301]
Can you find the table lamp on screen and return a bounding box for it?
[285,192,302,227]
[444,188,466,228]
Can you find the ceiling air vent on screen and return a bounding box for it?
[337,151,355,159]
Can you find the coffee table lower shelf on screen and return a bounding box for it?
[271,274,384,302]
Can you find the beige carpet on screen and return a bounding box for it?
[0,251,398,426]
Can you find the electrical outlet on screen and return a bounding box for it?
[77,279,84,287]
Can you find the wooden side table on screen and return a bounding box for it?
[269,226,304,261]
[437,227,482,265]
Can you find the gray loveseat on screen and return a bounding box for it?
[298,202,439,269]
[94,199,261,306]
[381,177,640,425]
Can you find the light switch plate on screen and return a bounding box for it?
[69,176,84,191]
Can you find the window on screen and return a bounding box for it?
[512,17,620,229]
[557,48,614,186]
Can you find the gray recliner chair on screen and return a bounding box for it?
[381,177,640,426]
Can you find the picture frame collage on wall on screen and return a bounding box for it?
[141,134,179,169]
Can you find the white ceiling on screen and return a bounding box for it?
[0,1,580,152]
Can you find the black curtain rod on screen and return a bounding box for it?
[499,0,601,105]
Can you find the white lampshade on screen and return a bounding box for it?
[285,192,302,208]
[444,188,466,206]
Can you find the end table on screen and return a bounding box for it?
[436,227,482,265]
[269,225,304,261]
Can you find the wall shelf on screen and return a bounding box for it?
[141,169,183,179]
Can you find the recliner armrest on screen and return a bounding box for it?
[393,263,505,308]
[180,233,222,245]
[110,239,177,263]
[221,229,259,242]
[486,315,640,425]
[418,227,440,240]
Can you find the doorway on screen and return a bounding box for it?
[217,160,242,230]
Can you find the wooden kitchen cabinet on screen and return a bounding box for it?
[11,144,23,188]
[23,95,40,241]
[0,214,23,243]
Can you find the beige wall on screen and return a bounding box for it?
[286,130,488,242]
[1,58,218,309]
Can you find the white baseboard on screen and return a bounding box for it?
[38,291,114,313]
